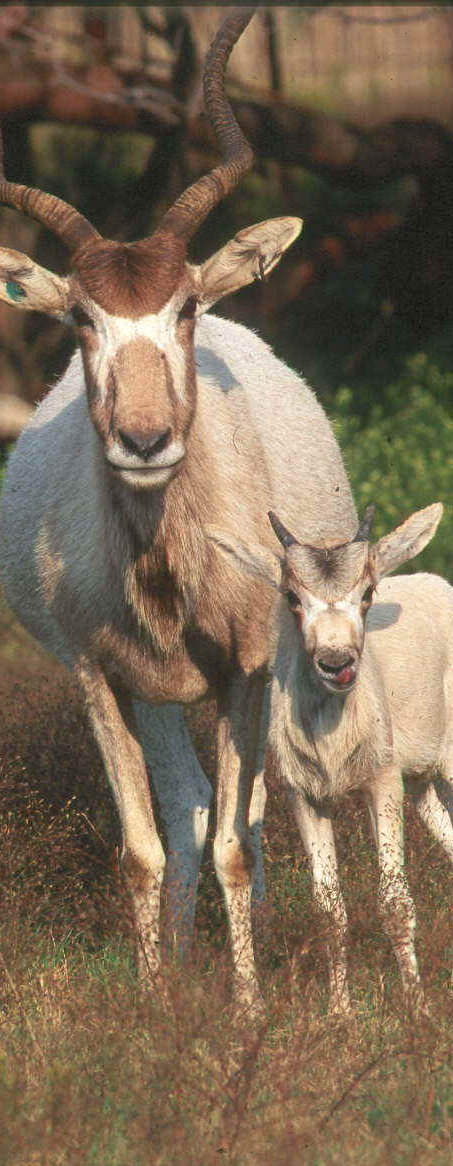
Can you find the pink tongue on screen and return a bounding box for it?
[337,666,355,686]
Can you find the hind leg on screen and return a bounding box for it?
[213,672,268,1016]
[249,682,270,906]
[134,701,212,959]
[365,770,423,1009]
[410,778,453,866]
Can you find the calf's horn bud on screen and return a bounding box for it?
[353,505,376,543]
[268,511,300,549]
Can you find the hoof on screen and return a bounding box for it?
[251,900,279,948]
[408,990,431,1021]
[328,991,352,1020]
[232,982,267,1029]
[136,945,161,984]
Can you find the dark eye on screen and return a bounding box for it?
[362,585,374,606]
[286,589,300,609]
[72,305,95,329]
[178,296,198,322]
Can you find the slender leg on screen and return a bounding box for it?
[213,672,266,1015]
[289,787,350,1014]
[249,770,267,903]
[133,701,212,958]
[77,660,165,979]
[365,771,422,1007]
[410,778,453,865]
[249,680,270,905]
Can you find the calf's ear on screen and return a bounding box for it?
[205,527,282,589]
[0,248,71,317]
[196,217,302,313]
[373,503,443,578]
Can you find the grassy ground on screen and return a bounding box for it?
[1,592,453,1165]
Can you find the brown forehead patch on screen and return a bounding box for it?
[72,231,187,318]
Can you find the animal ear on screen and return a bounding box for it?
[196,217,302,313]
[0,248,71,317]
[205,526,282,589]
[373,503,443,578]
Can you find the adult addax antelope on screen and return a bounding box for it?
[0,8,357,1013]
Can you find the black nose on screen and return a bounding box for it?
[317,654,355,675]
[117,427,171,460]
[316,657,354,676]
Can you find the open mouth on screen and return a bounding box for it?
[316,658,357,690]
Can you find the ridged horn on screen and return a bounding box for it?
[353,505,376,543]
[158,7,255,241]
[0,129,100,252]
[268,511,300,550]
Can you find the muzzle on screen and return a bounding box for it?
[314,649,359,693]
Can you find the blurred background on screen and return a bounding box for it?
[1,3,453,570]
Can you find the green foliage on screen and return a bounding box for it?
[30,124,153,230]
[0,446,11,490]
[334,353,453,579]
[192,160,422,401]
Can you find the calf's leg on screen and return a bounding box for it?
[365,772,423,1008]
[288,788,350,1015]
[410,778,453,865]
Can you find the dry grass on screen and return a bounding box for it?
[1,598,453,1165]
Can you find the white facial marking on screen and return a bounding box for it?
[302,592,328,630]
[333,596,364,636]
[83,295,188,405]
[107,436,186,476]
[299,589,365,641]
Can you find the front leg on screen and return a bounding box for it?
[77,659,165,980]
[365,771,423,1008]
[214,672,265,1016]
[288,788,350,1015]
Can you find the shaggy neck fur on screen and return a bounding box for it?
[269,599,392,801]
[102,409,214,658]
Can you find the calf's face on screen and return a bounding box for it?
[282,544,375,693]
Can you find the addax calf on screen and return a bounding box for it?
[208,502,453,1013]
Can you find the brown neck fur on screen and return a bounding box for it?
[111,413,215,657]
